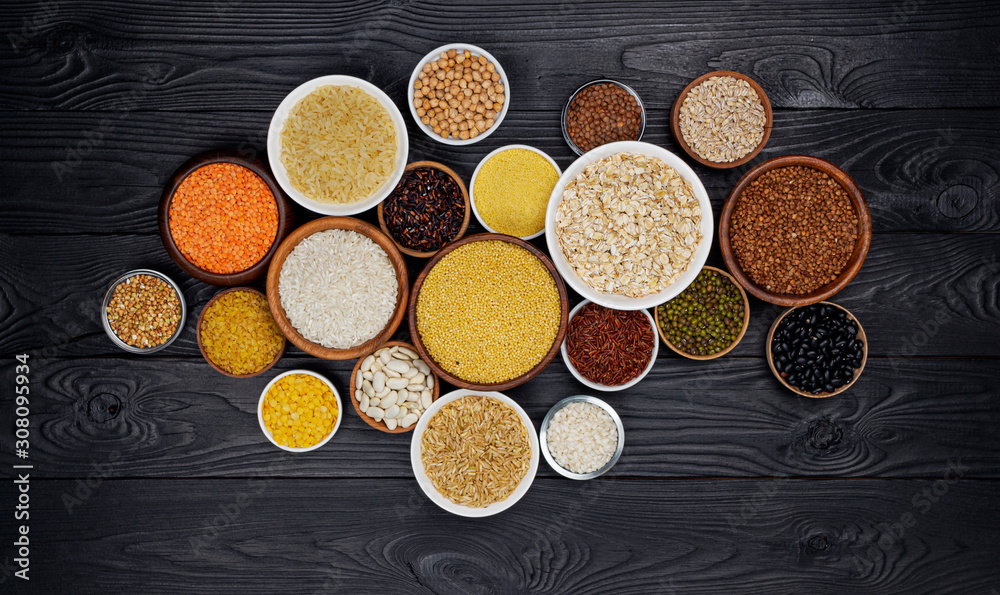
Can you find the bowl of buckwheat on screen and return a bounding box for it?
[545,141,713,311]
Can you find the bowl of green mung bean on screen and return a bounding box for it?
[654,266,750,360]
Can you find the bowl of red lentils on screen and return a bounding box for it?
[101,269,187,354]
[408,44,510,145]
[562,79,645,156]
[470,145,561,240]
[560,300,658,392]
[720,155,872,307]
[159,149,295,286]
[197,287,285,378]
[258,369,342,452]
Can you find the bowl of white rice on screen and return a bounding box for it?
[540,395,624,480]
[266,216,409,360]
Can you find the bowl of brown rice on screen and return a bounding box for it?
[267,75,409,216]
[410,389,539,517]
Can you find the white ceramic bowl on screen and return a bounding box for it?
[267,75,409,216]
[407,43,510,146]
[544,141,714,310]
[258,369,343,452]
[560,299,659,392]
[470,144,561,240]
[410,389,539,517]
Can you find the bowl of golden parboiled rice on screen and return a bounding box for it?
[408,234,569,391]
[410,389,539,517]
[267,75,409,216]
[545,140,713,311]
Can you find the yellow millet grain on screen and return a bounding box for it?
[200,291,284,375]
[262,374,338,448]
[473,148,559,237]
[416,240,561,383]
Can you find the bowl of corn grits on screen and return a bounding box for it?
[470,145,561,240]
[258,370,342,452]
[408,234,569,391]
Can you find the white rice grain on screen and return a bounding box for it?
[546,402,618,474]
[278,229,397,349]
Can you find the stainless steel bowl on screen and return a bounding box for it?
[540,395,625,480]
[101,269,187,354]
[561,79,646,156]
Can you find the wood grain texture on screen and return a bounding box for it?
[2,233,997,358]
[1,478,997,593]
[2,1,999,110]
[2,108,998,234]
[2,356,997,479]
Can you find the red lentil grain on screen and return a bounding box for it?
[168,163,278,274]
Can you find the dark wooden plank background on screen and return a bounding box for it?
[1,1,999,593]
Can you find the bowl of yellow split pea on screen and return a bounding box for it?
[258,369,342,452]
[470,144,561,240]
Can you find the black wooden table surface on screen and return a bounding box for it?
[2,1,999,593]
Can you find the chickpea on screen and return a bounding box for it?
[414,48,505,140]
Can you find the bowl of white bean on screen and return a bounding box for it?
[539,395,624,480]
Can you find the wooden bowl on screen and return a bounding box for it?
[719,155,873,307]
[159,148,295,286]
[348,341,441,434]
[766,301,868,398]
[654,266,750,360]
[265,217,409,360]
[196,287,286,378]
[407,233,569,391]
[376,161,471,258]
[669,70,772,169]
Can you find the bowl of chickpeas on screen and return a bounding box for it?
[408,43,510,145]
[258,369,342,452]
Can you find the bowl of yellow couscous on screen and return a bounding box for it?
[258,369,342,452]
[470,145,561,240]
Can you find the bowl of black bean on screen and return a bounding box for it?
[767,302,867,398]
[377,161,471,258]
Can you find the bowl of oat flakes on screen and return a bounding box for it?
[545,141,713,310]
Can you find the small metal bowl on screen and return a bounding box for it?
[561,79,646,156]
[540,395,625,480]
[101,269,187,354]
